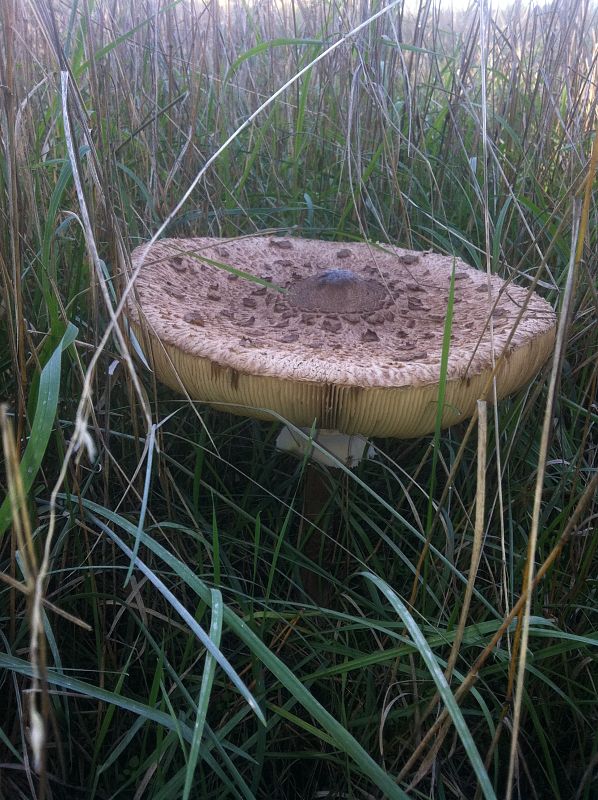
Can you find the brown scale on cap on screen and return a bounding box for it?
[362,329,380,343]
[128,236,557,437]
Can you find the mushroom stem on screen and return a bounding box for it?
[298,462,337,602]
[276,426,374,601]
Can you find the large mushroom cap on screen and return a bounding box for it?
[127,236,556,437]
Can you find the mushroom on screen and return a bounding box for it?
[127,236,557,595]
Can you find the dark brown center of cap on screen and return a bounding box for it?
[287,269,386,314]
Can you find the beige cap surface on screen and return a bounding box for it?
[128,236,556,437]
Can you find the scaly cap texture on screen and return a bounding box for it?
[128,236,556,437]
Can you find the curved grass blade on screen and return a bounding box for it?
[0,651,193,740]
[0,323,78,537]
[74,0,184,77]
[183,588,224,800]
[90,514,266,727]
[72,496,409,800]
[362,571,497,800]
[124,423,156,586]
[0,651,248,798]
[223,38,323,85]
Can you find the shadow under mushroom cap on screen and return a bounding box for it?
[127,236,557,437]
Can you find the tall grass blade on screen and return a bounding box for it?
[0,323,78,537]
[182,588,224,800]
[362,571,497,800]
[73,495,410,799]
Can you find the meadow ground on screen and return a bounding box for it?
[0,0,597,798]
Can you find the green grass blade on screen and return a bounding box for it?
[425,258,456,534]
[73,0,184,77]
[73,495,410,799]
[124,423,156,586]
[183,588,224,800]
[0,651,194,740]
[362,571,497,800]
[223,38,323,85]
[0,323,78,537]
[90,514,266,726]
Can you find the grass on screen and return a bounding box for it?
[0,0,597,797]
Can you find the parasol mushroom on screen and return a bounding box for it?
[127,235,556,595]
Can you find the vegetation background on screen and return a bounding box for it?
[0,0,597,798]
